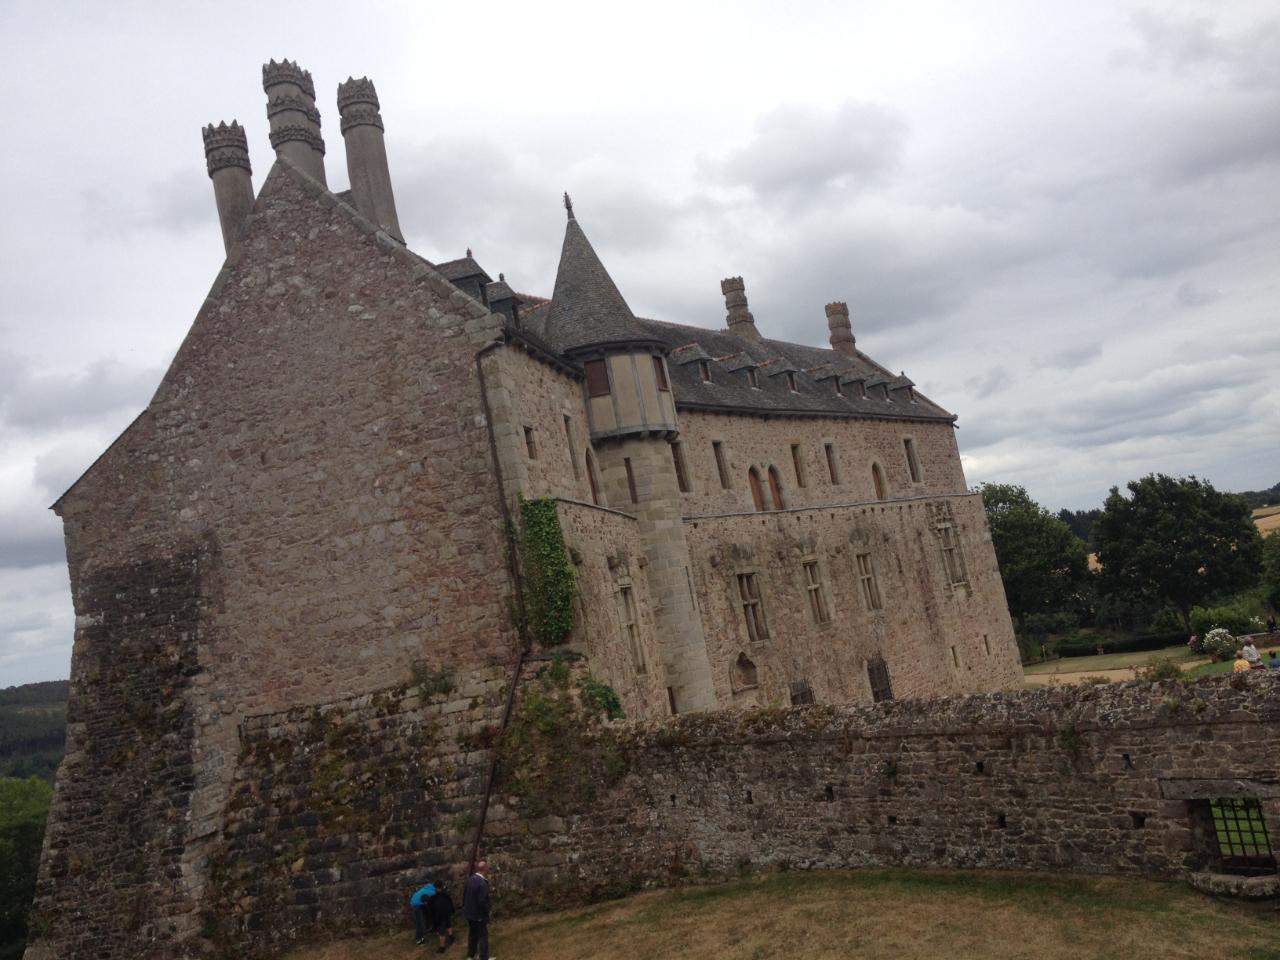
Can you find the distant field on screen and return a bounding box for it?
[284,868,1280,960]
[0,680,69,782]
[1254,504,1280,536]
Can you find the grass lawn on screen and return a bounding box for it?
[1023,644,1194,676]
[283,868,1280,960]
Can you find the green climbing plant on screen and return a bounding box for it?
[518,496,578,648]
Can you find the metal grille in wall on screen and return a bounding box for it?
[1209,798,1276,876]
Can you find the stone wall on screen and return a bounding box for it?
[684,492,1022,707]
[101,671,1279,959]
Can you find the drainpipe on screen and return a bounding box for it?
[468,334,531,874]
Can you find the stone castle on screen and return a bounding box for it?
[27,60,1275,960]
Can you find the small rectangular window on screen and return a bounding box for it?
[738,573,769,643]
[624,457,638,503]
[671,441,690,493]
[824,443,840,484]
[653,355,670,391]
[940,525,968,585]
[563,416,580,478]
[803,560,831,624]
[747,367,759,389]
[585,359,611,397]
[904,438,922,483]
[834,379,844,396]
[1205,798,1275,875]
[856,380,867,399]
[983,634,991,655]
[713,441,730,489]
[667,687,679,715]
[619,585,646,674]
[790,444,807,488]
[951,645,960,668]
[523,426,537,459]
[699,360,712,382]
[868,656,894,703]
[786,371,797,392]
[789,680,815,705]
[856,552,882,611]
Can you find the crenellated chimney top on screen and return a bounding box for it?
[336,76,402,242]
[825,301,856,356]
[202,121,254,255]
[262,58,326,184]
[721,277,760,341]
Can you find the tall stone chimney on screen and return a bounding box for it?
[336,77,403,242]
[825,301,856,356]
[202,121,254,254]
[262,59,326,184]
[721,277,760,341]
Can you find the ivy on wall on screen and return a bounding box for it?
[518,497,578,648]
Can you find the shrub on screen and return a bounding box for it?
[1201,628,1238,660]
[1190,604,1262,638]
[1054,631,1185,658]
[1080,675,1111,685]
[579,677,624,721]
[1135,657,1182,682]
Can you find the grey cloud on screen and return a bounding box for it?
[81,169,211,239]
[0,505,64,570]
[1040,343,1103,371]
[1116,10,1280,90]
[34,442,102,501]
[964,367,1015,399]
[716,102,908,208]
[1175,280,1221,307]
[0,356,159,432]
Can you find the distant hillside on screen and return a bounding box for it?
[1238,480,1280,510]
[0,680,69,783]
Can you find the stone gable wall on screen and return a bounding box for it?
[33,164,520,959]
[50,672,1274,960]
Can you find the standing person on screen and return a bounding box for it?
[1267,614,1276,635]
[463,860,492,960]
[428,882,457,953]
[410,882,436,945]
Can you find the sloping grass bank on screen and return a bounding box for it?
[284,867,1279,960]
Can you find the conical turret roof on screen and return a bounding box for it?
[543,209,657,355]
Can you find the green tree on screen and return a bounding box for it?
[978,483,1090,627]
[0,776,53,960]
[1261,533,1280,613]
[1093,474,1263,632]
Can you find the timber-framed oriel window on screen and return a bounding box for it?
[737,572,769,643]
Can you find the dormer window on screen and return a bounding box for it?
[699,360,712,383]
[653,355,670,391]
[747,366,759,389]
[786,372,797,393]
[856,381,867,399]
[833,380,843,397]
[585,359,611,397]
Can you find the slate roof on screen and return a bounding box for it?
[435,256,491,283]
[510,215,954,423]
[541,217,665,355]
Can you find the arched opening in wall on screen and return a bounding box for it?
[586,449,602,506]
[732,652,759,690]
[748,467,766,511]
[767,466,785,510]
[872,463,886,501]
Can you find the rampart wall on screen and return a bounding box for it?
[70,671,1274,960]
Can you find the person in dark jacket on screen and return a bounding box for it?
[463,860,492,960]
[428,882,456,953]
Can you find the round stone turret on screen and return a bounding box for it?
[201,121,254,254]
[262,58,326,184]
[336,77,403,242]
[825,301,856,356]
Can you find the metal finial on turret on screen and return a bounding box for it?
[466,247,472,258]
[499,272,505,282]
[564,192,574,220]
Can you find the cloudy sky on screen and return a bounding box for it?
[2,1,1278,685]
